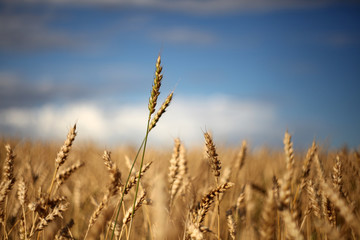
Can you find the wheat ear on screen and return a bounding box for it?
[17,178,27,240]
[28,202,69,238]
[0,144,16,233]
[260,188,277,240]
[169,138,181,195]
[148,55,163,115]
[279,131,294,209]
[119,191,147,239]
[226,209,236,240]
[149,91,173,131]
[234,140,247,172]
[195,182,234,225]
[48,124,77,196]
[124,162,152,195]
[299,141,317,190]
[56,162,84,187]
[319,179,360,236]
[204,132,221,178]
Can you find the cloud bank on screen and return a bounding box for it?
[0,95,278,147]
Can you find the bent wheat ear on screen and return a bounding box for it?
[86,194,109,237]
[56,162,84,187]
[122,190,147,226]
[196,182,234,224]
[149,91,173,131]
[124,162,152,195]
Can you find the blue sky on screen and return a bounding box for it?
[0,0,359,149]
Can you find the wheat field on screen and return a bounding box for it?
[0,56,359,240]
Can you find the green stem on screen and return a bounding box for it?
[109,138,146,240]
[127,114,152,240]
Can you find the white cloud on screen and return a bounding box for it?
[0,95,278,147]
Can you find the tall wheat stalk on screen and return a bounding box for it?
[111,55,173,240]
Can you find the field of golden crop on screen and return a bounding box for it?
[1,56,359,240]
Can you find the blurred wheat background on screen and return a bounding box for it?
[1,126,360,239]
